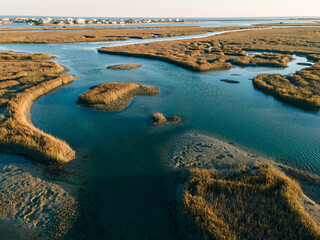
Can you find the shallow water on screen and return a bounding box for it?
[0,29,320,239]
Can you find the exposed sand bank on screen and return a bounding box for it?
[0,52,75,164]
[167,132,320,240]
[78,82,160,111]
[0,154,78,239]
[167,132,266,170]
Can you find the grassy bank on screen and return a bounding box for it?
[99,27,320,107]
[0,52,75,164]
[253,61,320,108]
[181,164,320,240]
[169,132,320,240]
[99,27,320,71]
[0,26,259,44]
[98,28,308,72]
[166,132,320,240]
[78,82,160,111]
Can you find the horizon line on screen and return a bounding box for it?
[1,15,320,19]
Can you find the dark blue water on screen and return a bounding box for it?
[0,30,319,239]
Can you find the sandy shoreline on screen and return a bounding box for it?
[167,131,269,171]
[0,154,78,239]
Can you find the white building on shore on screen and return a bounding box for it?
[1,17,10,23]
[75,18,86,24]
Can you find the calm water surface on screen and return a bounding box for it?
[0,30,319,239]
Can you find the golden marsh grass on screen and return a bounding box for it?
[99,27,320,108]
[0,52,75,164]
[78,82,160,111]
[180,164,320,240]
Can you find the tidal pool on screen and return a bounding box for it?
[0,33,319,239]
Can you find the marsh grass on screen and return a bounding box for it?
[107,64,142,70]
[180,164,320,240]
[253,61,320,108]
[228,53,293,67]
[0,52,75,164]
[78,82,160,111]
[98,29,305,72]
[99,27,320,107]
[0,26,256,44]
[152,112,167,124]
[99,27,320,72]
[279,164,320,186]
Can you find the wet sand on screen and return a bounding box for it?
[0,154,78,239]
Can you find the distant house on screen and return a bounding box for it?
[12,17,28,23]
[37,18,52,25]
[53,19,65,25]
[1,17,10,23]
[75,18,85,24]
[141,19,151,23]
[110,20,117,24]
[118,19,125,24]
[66,18,74,25]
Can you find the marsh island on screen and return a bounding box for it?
[78,82,160,111]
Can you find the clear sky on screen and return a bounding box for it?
[1,0,320,18]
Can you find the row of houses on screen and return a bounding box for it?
[0,17,10,25]
[0,17,184,26]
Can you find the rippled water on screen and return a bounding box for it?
[0,31,319,239]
